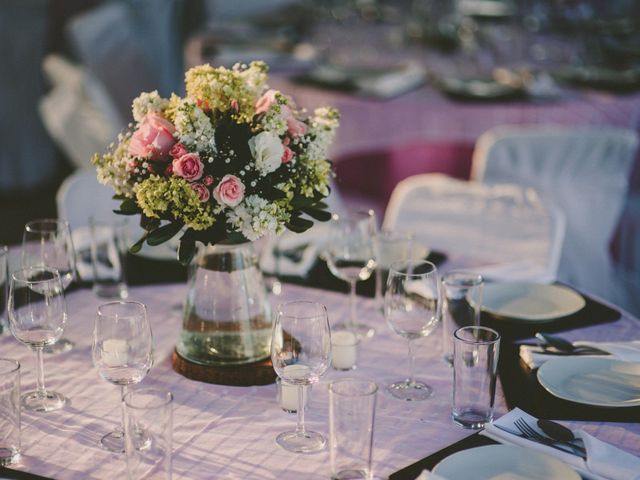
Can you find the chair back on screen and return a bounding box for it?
[471,125,639,293]
[383,174,565,283]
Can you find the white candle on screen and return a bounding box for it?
[331,331,359,370]
[277,378,310,413]
[283,364,310,380]
[102,338,128,367]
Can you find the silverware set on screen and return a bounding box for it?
[495,417,587,459]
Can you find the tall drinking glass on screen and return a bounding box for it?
[270,301,331,453]
[384,260,441,401]
[8,267,67,412]
[22,219,77,353]
[93,301,153,452]
[324,210,377,339]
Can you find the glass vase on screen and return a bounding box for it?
[177,242,272,366]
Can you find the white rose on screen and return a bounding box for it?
[249,131,284,175]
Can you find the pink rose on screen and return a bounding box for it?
[255,89,278,115]
[213,174,245,207]
[230,99,239,112]
[282,106,307,137]
[191,183,210,203]
[281,146,294,164]
[172,153,204,182]
[128,113,176,160]
[203,175,214,186]
[170,143,188,159]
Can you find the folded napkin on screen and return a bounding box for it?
[416,470,447,480]
[520,341,640,369]
[482,408,640,480]
[72,226,93,281]
[259,225,328,277]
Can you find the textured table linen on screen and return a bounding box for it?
[1,282,639,479]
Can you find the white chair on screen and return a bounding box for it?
[383,174,565,283]
[471,125,639,306]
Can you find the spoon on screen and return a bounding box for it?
[537,419,576,443]
[537,419,587,456]
[535,332,609,355]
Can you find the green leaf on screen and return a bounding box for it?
[286,216,314,233]
[178,239,196,266]
[146,222,183,246]
[300,207,332,222]
[222,232,249,245]
[291,195,318,207]
[129,234,146,254]
[140,216,161,231]
[115,198,141,215]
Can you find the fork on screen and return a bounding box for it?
[514,418,587,458]
[493,424,587,459]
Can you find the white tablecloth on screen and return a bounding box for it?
[2,280,640,479]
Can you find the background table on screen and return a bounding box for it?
[2,263,640,479]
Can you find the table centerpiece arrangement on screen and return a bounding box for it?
[93,61,339,383]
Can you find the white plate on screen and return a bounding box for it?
[433,444,580,480]
[537,357,640,407]
[482,283,585,322]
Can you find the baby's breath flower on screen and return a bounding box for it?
[131,91,170,123]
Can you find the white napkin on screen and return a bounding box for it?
[259,225,327,277]
[482,408,640,480]
[72,226,93,281]
[520,341,640,369]
[416,470,447,480]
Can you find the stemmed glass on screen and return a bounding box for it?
[93,301,153,452]
[22,219,77,353]
[270,301,331,453]
[7,266,67,412]
[384,260,441,401]
[324,210,377,339]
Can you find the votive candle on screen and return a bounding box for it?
[331,330,359,370]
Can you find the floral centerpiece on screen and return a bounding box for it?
[93,61,339,265]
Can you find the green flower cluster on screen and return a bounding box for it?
[184,61,268,123]
[135,176,215,231]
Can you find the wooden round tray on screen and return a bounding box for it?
[172,350,277,386]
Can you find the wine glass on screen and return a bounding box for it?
[324,210,377,339]
[22,219,77,353]
[7,266,67,412]
[384,260,441,401]
[93,301,153,453]
[270,301,331,453]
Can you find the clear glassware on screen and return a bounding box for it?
[270,301,331,453]
[324,210,377,339]
[93,301,153,453]
[22,219,77,354]
[7,267,67,412]
[384,260,441,401]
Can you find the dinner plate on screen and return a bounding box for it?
[537,357,640,407]
[438,76,526,102]
[482,283,585,322]
[432,444,580,479]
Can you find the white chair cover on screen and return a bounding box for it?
[471,125,639,306]
[383,174,565,283]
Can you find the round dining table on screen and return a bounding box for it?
[1,250,639,479]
